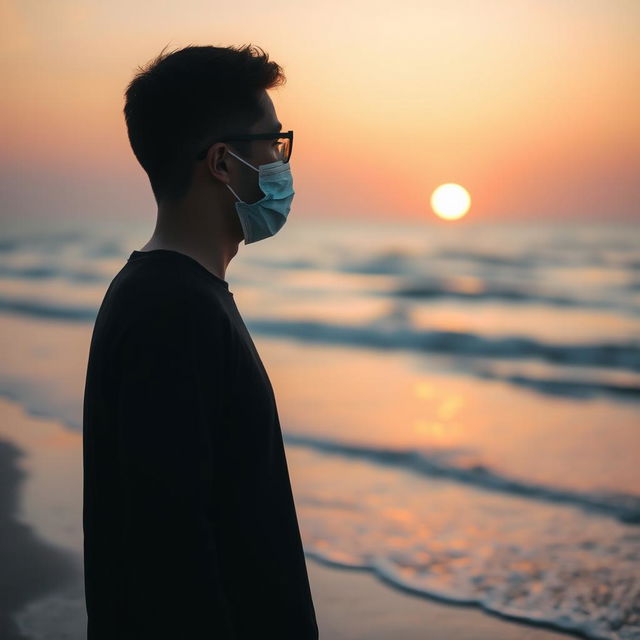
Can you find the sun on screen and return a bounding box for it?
[430,183,471,220]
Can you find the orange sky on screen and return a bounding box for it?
[1,0,638,223]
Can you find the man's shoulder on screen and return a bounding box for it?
[95,255,232,349]
[110,254,225,311]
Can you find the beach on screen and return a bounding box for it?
[0,218,638,639]
[0,393,598,640]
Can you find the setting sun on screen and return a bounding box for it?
[431,183,471,220]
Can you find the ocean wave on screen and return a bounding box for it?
[285,433,640,524]
[244,318,640,374]
[294,441,640,640]
[303,547,639,640]
[0,231,122,259]
[0,230,86,252]
[0,297,97,322]
[0,296,638,376]
[433,248,539,268]
[0,263,104,283]
[338,246,640,274]
[467,366,640,402]
[385,278,640,316]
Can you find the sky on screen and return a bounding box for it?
[1,0,639,225]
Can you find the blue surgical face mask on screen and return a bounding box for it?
[225,149,295,245]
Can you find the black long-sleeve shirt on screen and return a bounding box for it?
[82,248,319,639]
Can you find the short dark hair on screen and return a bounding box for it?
[123,43,286,204]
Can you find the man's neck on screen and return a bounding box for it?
[139,235,237,282]
[143,195,241,282]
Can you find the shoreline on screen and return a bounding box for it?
[306,554,584,640]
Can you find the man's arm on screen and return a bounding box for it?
[115,297,235,639]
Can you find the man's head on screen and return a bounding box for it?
[123,43,287,244]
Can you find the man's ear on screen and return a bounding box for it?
[206,143,232,184]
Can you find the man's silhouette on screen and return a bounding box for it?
[82,43,318,639]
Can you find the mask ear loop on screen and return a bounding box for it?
[226,183,243,202]
[225,149,259,203]
[227,148,259,172]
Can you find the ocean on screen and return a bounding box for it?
[0,215,638,640]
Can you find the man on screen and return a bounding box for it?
[82,43,318,639]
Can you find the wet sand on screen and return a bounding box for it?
[0,438,79,640]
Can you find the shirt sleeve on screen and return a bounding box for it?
[115,294,236,639]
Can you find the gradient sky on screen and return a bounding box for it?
[1,0,638,224]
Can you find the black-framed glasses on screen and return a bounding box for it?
[196,130,294,163]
